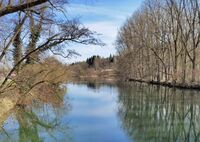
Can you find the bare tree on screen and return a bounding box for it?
[0,0,48,17]
[116,0,200,85]
[0,0,103,93]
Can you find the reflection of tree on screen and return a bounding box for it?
[87,82,100,90]
[0,85,72,142]
[85,82,115,91]
[17,107,54,142]
[118,83,200,142]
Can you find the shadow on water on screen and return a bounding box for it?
[87,82,100,90]
[70,78,117,91]
[86,82,115,90]
[0,85,72,142]
[117,83,200,142]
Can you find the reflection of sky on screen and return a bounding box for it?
[64,83,131,142]
[0,116,20,140]
[0,83,131,142]
[61,0,143,63]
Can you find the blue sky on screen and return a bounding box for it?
[64,0,143,63]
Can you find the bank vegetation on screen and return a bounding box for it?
[116,0,200,88]
[0,0,102,116]
[69,55,117,82]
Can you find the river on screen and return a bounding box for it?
[0,82,200,142]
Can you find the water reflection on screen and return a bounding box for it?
[1,82,200,142]
[70,80,116,91]
[118,83,200,142]
[0,85,71,142]
[17,107,58,142]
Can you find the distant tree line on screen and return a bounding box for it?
[86,55,100,67]
[86,55,115,68]
[116,0,200,84]
[69,54,117,80]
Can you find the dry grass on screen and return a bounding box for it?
[0,57,69,120]
[11,57,68,105]
[13,57,68,94]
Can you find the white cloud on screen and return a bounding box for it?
[62,2,135,63]
[85,21,118,40]
[64,21,119,63]
[67,3,130,21]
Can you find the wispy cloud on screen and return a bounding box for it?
[85,21,118,41]
[62,1,143,63]
[67,3,130,21]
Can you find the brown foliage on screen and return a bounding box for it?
[12,57,68,95]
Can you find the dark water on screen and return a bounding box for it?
[1,83,200,142]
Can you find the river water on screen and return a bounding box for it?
[1,82,200,142]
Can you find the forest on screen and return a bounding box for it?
[116,0,200,87]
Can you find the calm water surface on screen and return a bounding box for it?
[1,82,200,142]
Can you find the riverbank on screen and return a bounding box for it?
[128,78,200,90]
[68,67,118,85]
[0,57,69,123]
[0,83,66,127]
[0,91,19,126]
